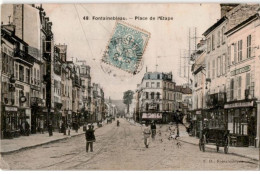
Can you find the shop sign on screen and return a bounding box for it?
[5,106,17,111]
[31,85,40,91]
[15,84,24,90]
[231,65,250,76]
[196,110,201,115]
[142,113,162,119]
[224,101,254,109]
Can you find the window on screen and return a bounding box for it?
[156,92,160,99]
[15,89,19,105]
[37,69,40,85]
[223,54,227,74]
[234,43,237,63]
[19,65,24,82]
[151,82,155,88]
[34,68,36,85]
[146,82,149,87]
[222,26,226,44]
[228,46,231,66]
[247,35,251,58]
[146,103,149,111]
[151,92,154,99]
[157,74,160,79]
[217,56,220,76]
[157,82,160,88]
[238,40,243,61]
[208,61,210,78]
[15,63,18,79]
[217,31,220,46]
[212,59,215,79]
[148,74,150,79]
[146,92,149,99]
[26,92,29,106]
[25,68,30,83]
[237,76,242,99]
[212,34,215,50]
[207,37,211,53]
[230,79,234,100]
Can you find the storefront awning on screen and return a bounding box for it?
[142,113,162,119]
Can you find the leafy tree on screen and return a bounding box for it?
[123,90,134,114]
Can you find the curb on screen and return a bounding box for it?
[179,139,259,162]
[1,126,102,155]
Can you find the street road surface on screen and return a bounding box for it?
[1,118,259,170]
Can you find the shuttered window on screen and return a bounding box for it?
[247,35,252,58]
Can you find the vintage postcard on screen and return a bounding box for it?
[0,2,260,170]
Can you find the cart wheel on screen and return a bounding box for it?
[216,146,219,152]
[224,145,228,154]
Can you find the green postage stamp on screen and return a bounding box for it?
[102,21,150,74]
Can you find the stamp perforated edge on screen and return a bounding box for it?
[102,20,151,74]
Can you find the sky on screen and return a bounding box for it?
[1,3,220,100]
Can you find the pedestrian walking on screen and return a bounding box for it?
[75,122,79,133]
[62,122,66,135]
[25,121,30,136]
[48,123,53,136]
[40,119,44,134]
[143,122,151,148]
[151,122,156,140]
[59,120,63,133]
[68,124,71,136]
[85,124,96,152]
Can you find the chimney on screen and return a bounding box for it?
[13,4,24,40]
[220,4,239,18]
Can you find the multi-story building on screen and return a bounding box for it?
[225,8,260,147]
[92,83,105,123]
[80,64,91,123]
[61,60,73,125]
[1,25,34,138]
[201,3,260,147]
[137,71,176,123]
[190,40,206,137]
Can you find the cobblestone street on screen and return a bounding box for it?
[1,119,259,170]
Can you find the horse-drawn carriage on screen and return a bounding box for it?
[199,128,230,154]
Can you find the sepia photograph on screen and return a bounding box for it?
[0,1,259,170]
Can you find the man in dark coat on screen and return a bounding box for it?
[85,124,96,152]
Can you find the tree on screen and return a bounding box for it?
[123,90,134,114]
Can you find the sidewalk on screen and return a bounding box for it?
[0,124,99,154]
[177,125,260,161]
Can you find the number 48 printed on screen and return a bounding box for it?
[83,16,89,20]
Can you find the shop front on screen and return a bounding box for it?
[1,106,19,139]
[224,100,257,147]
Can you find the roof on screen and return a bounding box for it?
[225,13,259,36]
[202,17,227,36]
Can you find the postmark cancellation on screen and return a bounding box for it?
[102,21,150,74]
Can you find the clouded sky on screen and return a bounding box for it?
[1,3,220,100]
